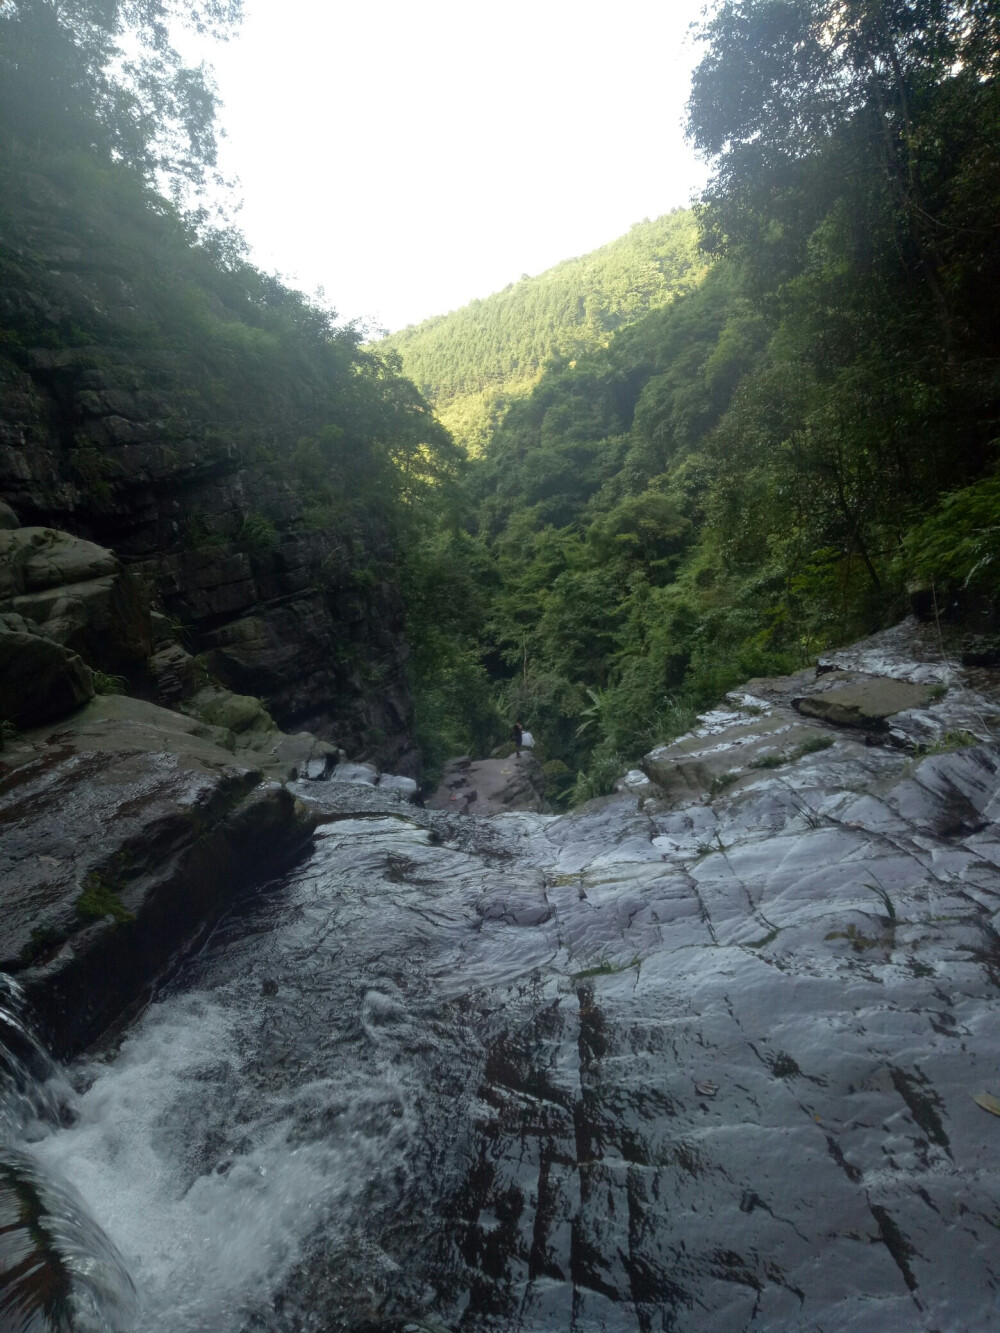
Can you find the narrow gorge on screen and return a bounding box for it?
[4,0,1000,1326]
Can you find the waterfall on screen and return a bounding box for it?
[1,810,479,1331]
[3,713,999,1330]
[0,977,137,1333]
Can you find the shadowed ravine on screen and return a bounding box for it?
[3,627,1000,1331]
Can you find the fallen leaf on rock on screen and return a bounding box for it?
[974,1092,1000,1117]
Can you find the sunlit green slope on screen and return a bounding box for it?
[382,210,704,451]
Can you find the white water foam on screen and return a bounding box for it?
[32,989,416,1331]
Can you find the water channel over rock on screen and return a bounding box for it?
[3,624,1000,1330]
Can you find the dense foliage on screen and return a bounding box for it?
[403,0,1000,798]
[0,0,243,201]
[0,2,463,759]
[7,0,999,794]
[382,212,704,451]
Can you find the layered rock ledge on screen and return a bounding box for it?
[0,694,318,1056]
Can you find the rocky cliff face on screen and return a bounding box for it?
[0,153,419,772]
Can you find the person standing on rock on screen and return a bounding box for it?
[512,720,523,759]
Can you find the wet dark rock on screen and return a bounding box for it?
[0,621,94,726]
[0,694,316,1055]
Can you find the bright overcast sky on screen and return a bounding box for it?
[198,0,711,333]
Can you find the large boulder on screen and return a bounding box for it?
[0,618,94,727]
[0,527,117,598]
[792,671,935,728]
[642,703,836,805]
[181,684,276,735]
[0,527,152,673]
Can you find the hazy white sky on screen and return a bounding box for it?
[200,0,710,332]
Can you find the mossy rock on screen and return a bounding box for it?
[182,685,277,735]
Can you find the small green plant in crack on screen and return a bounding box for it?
[745,927,780,949]
[798,807,826,829]
[748,736,834,773]
[748,753,784,771]
[927,683,948,702]
[709,771,740,795]
[696,834,727,856]
[235,510,278,555]
[570,954,642,981]
[792,736,835,759]
[865,880,897,920]
[92,670,128,696]
[916,729,979,756]
[76,871,134,923]
[770,1052,802,1079]
[193,653,219,686]
[825,922,890,952]
[20,925,65,965]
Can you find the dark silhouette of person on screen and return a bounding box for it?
[512,720,523,758]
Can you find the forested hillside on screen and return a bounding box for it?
[0,0,460,767]
[407,0,1000,798]
[5,0,998,803]
[382,212,703,450]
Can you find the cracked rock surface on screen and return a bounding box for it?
[15,619,1000,1330]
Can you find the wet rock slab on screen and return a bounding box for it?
[302,624,1000,1332]
[792,671,935,726]
[10,619,1000,1332]
[421,735,1000,1330]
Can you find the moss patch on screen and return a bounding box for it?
[75,872,134,923]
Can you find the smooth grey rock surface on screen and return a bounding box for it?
[251,639,1000,1332]
[0,528,154,710]
[793,671,935,726]
[425,752,547,814]
[614,767,653,792]
[643,705,834,801]
[0,527,118,598]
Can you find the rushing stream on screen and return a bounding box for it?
[4,687,1000,1330]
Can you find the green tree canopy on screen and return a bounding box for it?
[0,0,242,194]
